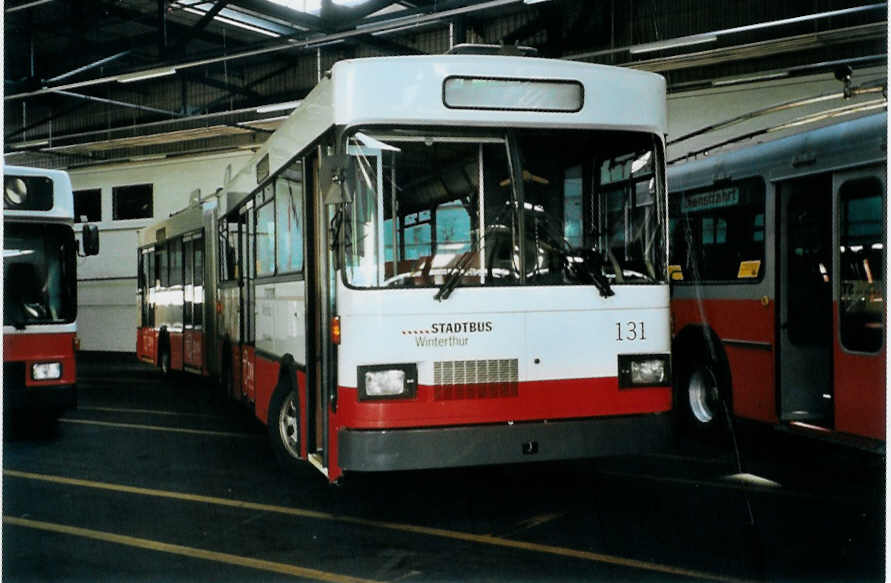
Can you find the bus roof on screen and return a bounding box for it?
[136,199,210,248]
[216,55,666,215]
[3,165,74,222]
[668,112,887,192]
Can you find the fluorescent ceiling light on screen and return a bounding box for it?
[629,34,718,55]
[255,100,302,113]
[266,0,368,15]
[712,71,789,87]
[371,19,442,36]
[130,154,168,162]
[12,139,50,149]
[118,68,177,83]
[524,0,551,4]
[182,6,281,37]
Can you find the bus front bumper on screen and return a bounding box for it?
[338,413,672,472]
[4,363,77,412]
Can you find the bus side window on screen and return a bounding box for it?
[839,178,884,353]
[184,239,193,327]
[170,238,183,286]
[256,200,276,277]
[669,178,765,282]
[159,243,169,288]
[275,173,304,274]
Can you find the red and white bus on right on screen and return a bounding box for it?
[668,112,885,449]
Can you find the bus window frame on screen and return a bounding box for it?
[837,175,885,355]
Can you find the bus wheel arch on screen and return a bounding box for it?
[267,355,302,470]
[672,325,733,439]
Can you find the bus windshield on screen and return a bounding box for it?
[3,223,76,327]
[342,128,666,291]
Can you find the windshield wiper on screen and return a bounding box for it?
[570,248,614,298]
[434,222,507,301]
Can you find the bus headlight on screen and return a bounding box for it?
[32,362,62,381]
[618,354,671,388]
[358,364,417,400]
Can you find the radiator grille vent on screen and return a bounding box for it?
[433,359,518,401]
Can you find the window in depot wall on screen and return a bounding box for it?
[74,189,101,223]
[112,184,153,220]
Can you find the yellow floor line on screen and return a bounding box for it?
[59,418,260,438]
[5,469,753,583]
[3,516,382,583]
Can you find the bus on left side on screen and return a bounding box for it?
[3,165,99,425]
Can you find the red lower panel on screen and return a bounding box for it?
[241,346,255,402]
[230,345,242,400]
[170,332,184,371]
[335,378,671,430]
[254,355,280,426]
[833,310,885,440]
[4,332,77,387]
[183,331,204,373]
[672,298,777,423]
[136,328,157,364]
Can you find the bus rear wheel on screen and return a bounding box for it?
[268,383,301,469]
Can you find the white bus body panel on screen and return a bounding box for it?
[255,280,307,362]
[336,281,670,387]
[331,56,667,135]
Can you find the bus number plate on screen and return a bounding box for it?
[616,321,646,342]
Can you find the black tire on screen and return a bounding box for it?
[159,348,171,376]
[674,353,731,442]
[267,378,302,471]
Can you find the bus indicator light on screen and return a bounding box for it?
[330,316,341,345]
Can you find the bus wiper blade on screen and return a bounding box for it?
[434,222,505,301]
[434,250,477,301]
[570,248,614,298]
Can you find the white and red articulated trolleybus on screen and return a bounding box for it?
[138,50,674,481]
[4,166,99,423]
[669,112,886,450]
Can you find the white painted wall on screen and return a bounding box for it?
[71,150,254,352]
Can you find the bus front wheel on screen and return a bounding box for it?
[267,382,301,469]
[675,356,731,441]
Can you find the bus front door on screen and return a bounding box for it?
[777,175,834,426]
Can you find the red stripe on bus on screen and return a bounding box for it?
[3,332,77,387]
[333,379,671,430]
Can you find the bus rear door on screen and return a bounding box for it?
[833,167,886,440]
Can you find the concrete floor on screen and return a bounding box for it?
[3,355,884,582]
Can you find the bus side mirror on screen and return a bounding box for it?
[320,154,351,205]
[82,224,100,256]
